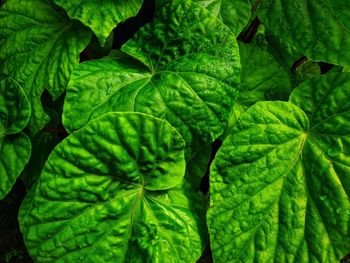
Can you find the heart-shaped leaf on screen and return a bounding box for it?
[208,73,350,262]
[63,0,241,158]
[19,112,207,262]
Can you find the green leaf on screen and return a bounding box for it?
[208,73,350,262]
[186,144,212,189]
[194,0,252,36]
[20,108,61,188]
[53,0,142,45]
[0,134,31,199]
[0,78,31,135]
[222,102,245,139]
[238,41,291,107]
[257,0,350,66]
[19,112,207,262]
[0,0,91,134]
[222,42,291,138]
[63,0,240,158]
[267,35,302,70]
[290,73,350,133]
[0,78,31,199]
[292,59,321,87]
[252,25,303,71]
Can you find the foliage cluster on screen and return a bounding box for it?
[0,0,349,262]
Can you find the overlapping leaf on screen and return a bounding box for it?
[20,108,61,188]
[0,78,31,199]
[257,0,350,66]
[53,0,143,45]
[195,0,252,36]
[63,0,241,158]
[19,112,207,262]
[208,73,350,262]
[0,0,91,134]
[186,144,212,189]
[223,42,291,137]
[238,42,291,107]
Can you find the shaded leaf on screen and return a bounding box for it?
[20,108,61,188]
[257,0,350,66]
[238,41,291,107]
[0,0,91,134]
[0,78,31,199]
[223,42,291,138]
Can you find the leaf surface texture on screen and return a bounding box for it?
[19,112,207,262]
[208,73,350,262]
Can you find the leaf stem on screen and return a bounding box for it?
[237,17,261,43]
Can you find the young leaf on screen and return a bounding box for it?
[257,0,350,66]
[52,0,143,45]
[63,0,240,158]
[19,112,207,262]
[0,78,31,199]
[0,0,91,134]
[208,73,350,262]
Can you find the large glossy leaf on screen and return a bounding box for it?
[0,78,31,199]
[194,0,252,36]
[208,73,350,262]
[0,0,91,134]
[53,0,143,45]
[63,0,240,158]
[257,0,350,66]
[19,112,207,262]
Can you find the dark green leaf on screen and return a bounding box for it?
[20,108,60,188]
[0,78,31,199]
[186,144,212,189]
[238,41,291,106]
[223,42,291,138]
[0,0,91,134]
[258,0,350,66]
